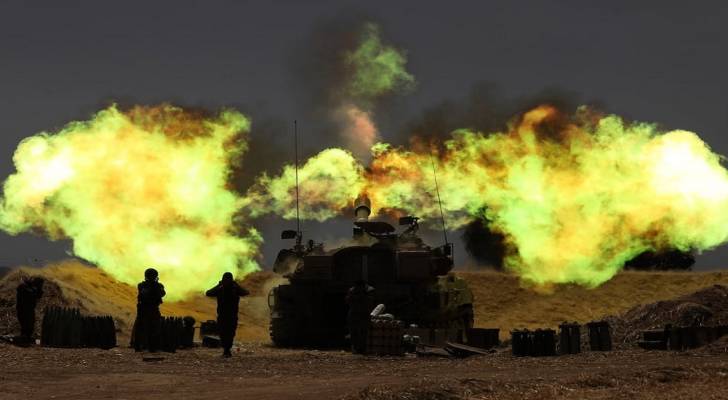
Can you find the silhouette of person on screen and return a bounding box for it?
[346,280,375,354]
[16,276,44,342]
[133,268,165,352]
[206,272,249,357]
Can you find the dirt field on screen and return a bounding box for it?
[3,263,728,399]
[2,342,728,400]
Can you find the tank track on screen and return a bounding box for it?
[269,315,299,347]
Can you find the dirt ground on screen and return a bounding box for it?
[3,265,728,399]
[2,342,728,400]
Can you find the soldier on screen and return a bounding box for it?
[133,268,165,352]
[346,280,375,354]
[16,276,44,343]
[206,272,249,357]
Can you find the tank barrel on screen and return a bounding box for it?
[354,195,371,222]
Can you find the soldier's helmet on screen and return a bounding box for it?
[144,268,159,280]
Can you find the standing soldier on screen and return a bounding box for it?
[133,268,165,352]
[206,272,249,357]
[346,280,375,354]
[16,276,44,343]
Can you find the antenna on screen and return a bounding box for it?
[294,120,302,247]
[294,120,300,232]
[430,155,448,246]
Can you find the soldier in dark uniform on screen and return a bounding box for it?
[346,280,375,354]
[206,272,249,357]
[16,276,44,342]
[133,268,165,352]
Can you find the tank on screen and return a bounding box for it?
[268,195,474,347]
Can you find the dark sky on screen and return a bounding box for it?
[1,0,727,270]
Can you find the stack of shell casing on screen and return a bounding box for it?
[80,315,117,349]
[559,322,581,354]
[131,315,196,352]
[162,316,195,351]
[365,319,404,356]
[41,306,116,349]
[159,316,181,352]
[587,321,612,351]
[511,329,556,356]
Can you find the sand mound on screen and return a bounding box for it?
[461,269,728,338]
[0,260,281,342]
[604,284,728,345]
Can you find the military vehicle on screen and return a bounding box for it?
[267,196,474,347]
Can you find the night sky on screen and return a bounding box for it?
[1,1,727,270]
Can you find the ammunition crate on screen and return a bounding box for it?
[512,329,556,357]
[558,323,581,354]
[586,321,612,351]
[365,319,404,356]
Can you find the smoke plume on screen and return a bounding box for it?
[293,19,415,158]
[244,148,365,221]
[253,105,728,287]
[461,211,507,270]
[0,105,261,300]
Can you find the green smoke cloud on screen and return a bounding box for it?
[344,22,415,104]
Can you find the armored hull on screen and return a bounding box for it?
[268,199,474,347]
